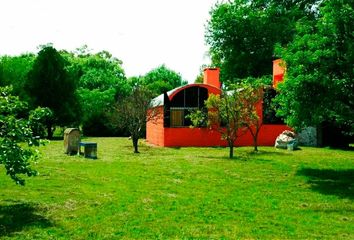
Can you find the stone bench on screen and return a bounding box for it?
[79,142,97,159]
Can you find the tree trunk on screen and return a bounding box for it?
[228,140,234,158]
[132,136,139,153]
[249,126,260,152]
[253,133,258,152]
[254,142,258,152]
[47,123,53,139]
[254,127,261,152]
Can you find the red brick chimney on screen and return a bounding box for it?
[203,68,221,89]
[273,59,285,88]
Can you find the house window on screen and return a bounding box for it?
[170,107,197,127]
[262,88,284,124]
[167,86,208,127]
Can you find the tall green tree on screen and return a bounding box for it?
[25,45,79,138]
[206,0,319,84]
[142,65,187,96]
[274,0,354,142]
[64,47,130,136]
[0,86,45,185]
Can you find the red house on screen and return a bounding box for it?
[146,60,290,147]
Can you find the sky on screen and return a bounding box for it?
[0,0,220,82]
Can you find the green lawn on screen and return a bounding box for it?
[0,138,353,239]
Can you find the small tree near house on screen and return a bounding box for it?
[239,83,264,152]
[112,87,159,153]
[204,88,247,158]
[189,82,264,158]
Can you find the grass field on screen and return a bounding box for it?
[0,138,353,239]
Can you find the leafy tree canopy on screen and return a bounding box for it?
[62,46,130,136]
[66,46,127,93]
[25,45,80,138]
[141,65,187,96]
[206,0,320,84]
[0,54,35,100]
[0,86,46,185]
[274,0,354,136]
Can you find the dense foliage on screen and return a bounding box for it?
[25,45,80,138]
[274,0,354,142]
[0,54,35,100]
[29,107,54,138]
[64,47,131,136]
[206,0,353,145]
[0,87,46,185]
[140,65,187,97]
[206,0,319,84]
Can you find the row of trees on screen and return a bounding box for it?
[206,0,353,146]
[0,44,186,139]
[0,44,186,184]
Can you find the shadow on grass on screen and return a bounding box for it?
[0,202,53,237]
[324,145,354,151]
[167,147,182,150]
[246,149,290,156]
[297,168,354,199]
[198,154,250,161]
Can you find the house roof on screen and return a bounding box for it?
[149,83,221,108]
[149,88,177,108]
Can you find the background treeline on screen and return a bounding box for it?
[0,44,186,138]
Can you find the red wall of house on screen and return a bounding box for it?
[164,127,225,147]
[162,124,290,147]
[146,107,165,146]
[256,124,292,145]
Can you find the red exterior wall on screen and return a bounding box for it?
[146,106,165,146]
[162,124,290,147]
[164,128,224,147]
[255,124,292,145]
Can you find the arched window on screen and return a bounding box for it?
[165,86,208,127]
